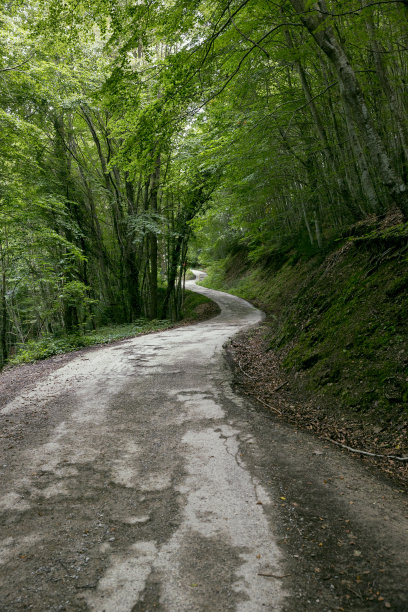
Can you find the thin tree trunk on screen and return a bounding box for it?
[0,266,7,367]
[148,155,161,319]
[302,201,314,245]
[364,9,408,167]
[288,0,408,213]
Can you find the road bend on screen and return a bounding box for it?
[1,272,408,611]
[0,271,287,611]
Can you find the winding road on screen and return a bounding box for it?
[1,273,407,611]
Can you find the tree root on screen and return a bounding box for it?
[237,359,256,379]
[255,396,282,416]
[323,437,408,462]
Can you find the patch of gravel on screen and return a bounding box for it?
[0,351,89,411]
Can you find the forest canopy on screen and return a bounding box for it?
[1,0,407,366]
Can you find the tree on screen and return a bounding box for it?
[1,0,408,365]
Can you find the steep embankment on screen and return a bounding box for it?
[201,216,408,484]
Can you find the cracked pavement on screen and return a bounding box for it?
[0,272,407,611]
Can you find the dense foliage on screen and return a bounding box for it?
[1,0,407,366]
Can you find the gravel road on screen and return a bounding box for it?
[0,272,407,611]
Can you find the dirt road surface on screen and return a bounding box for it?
[0,272,407,611]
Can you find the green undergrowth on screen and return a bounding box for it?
[201,231,408,426]
[185,268,197,281]
[181,288,219,320]
[8,290,214,366]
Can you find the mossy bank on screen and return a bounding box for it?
[201,216,408,473]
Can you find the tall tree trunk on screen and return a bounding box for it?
[287,0,408,213]
[364,9,408,168]
[148,155,161,319]
[124,174,141,319]
[343,105,380,212]
[161,234,183,320]
[0,266,7,368]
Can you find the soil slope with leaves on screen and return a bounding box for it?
[203,215,408,486]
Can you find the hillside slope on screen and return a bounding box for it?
[201,216,408,484]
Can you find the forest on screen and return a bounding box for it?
[2,4,408,606]
[1,0,408,375]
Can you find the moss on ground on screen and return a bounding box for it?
[202,237,408,427]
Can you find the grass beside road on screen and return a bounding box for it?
[7,289,219,366]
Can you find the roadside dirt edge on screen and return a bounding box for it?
[225,323,408,489]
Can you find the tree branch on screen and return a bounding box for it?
[312,0,408,17]
[228,5,270,58]
[283,81,338,136]
[198,22,304,111]
[324,437,408,461]
[0,54,35,73]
